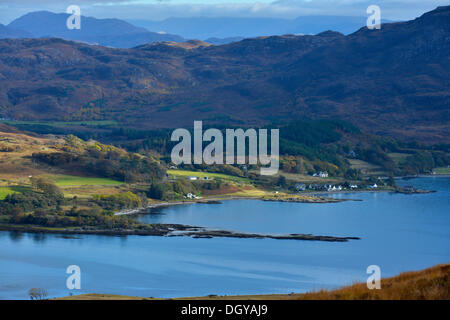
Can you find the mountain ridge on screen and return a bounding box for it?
[7,11,185,48]
[0,6,449,142]
[128,15,393,39]
[0,23,31,39]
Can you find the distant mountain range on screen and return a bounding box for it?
[129,16,392,40]
[0,23,32,39]
[5,11,184,48]
[1,11,393,47]
[0,6,448,142]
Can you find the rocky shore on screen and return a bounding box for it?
[262,196,344,203]
[395,187,436,194]
[0,223,360,242]
[171,229,360,242]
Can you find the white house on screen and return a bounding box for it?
[318,171,329,178]
[188,176,198,181]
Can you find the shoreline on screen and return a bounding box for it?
[114,197,259,216]
[114,195,347,216]
[114,184,434,216]
[1,177,439,240]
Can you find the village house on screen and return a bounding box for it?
[295,183,306,191]
[319,171,329,178]
[312,171,328,178]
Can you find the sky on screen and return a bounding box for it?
[0,0,449,24]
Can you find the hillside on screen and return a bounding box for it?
[0,124,164,196]
[0,6,449,142]
[7,11,184,48]
[0,23,31,39]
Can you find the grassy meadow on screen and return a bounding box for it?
[0,186,30,200]
[167,169,250,184]
[434,167,450,175]
[46,174,123,187]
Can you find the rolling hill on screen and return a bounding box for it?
[0,23,31,39]
[0,6,449,142]
[7,11,184,48]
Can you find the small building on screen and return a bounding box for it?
[325,185,342,192]
[350,184,358,189]
[319,171,329,178]
[369,183,378,189]
[188,176,198,181]
[295,183,306,191]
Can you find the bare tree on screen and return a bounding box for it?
[28,288,48,300]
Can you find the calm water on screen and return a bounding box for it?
[0,177,449,300]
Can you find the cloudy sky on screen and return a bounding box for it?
[0,0,448,24]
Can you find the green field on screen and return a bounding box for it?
[433,167,450,175]
[45,174,124,186]
[167,170,249,183]
[0,186,30,200]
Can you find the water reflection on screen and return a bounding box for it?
[31,233,47,243]
[8,231,24,242]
